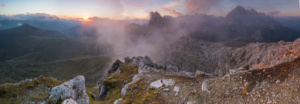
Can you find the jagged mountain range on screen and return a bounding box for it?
[0,5,299,86]
[157,37,300,76]
[147,6,300,44]
[0,5,300,104]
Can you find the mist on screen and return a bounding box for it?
[88,15,187,61]
[76,5,300,65]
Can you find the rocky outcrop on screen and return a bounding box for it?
[62,99,78,104]
[107,60,123,74]
[226,6,259,19]
[96,55,300,104]
[162,79,175,87]
[49,75,89,104]
[150,79,163,89]
[114,98,123,104]
[95,80,108,100]
[96,56,158,100]
[158,37,300,76]
[166,65,179,72]
[147,11,171,33]
[121,75,141,95]
[148,11,164,29]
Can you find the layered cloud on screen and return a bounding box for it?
[1,0,299,20]
[0,13,59,20]
[163,8,183,16]
[186,0,220,13]
[267,11,281,16]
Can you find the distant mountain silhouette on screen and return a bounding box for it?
[0,19,80,31]
[147,11,172,34]
[185,6,300,44]
[0,24,107,62]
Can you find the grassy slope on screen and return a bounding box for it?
[0,77,63,104]
[0,55,112,87]
[88,62,165,104]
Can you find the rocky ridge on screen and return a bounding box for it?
[95,54,299,103]
[158,37,300,76]
[0,53,299,103]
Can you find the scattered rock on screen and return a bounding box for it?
[195,70,214,77]
[276,80,280,84]
[187,101,194,104]
[163,88,170,92]
[49,75,89,104]
[167,65,178,72]
[132,56,157,73]
[202,80,210,93]
[185,72,194,77]
[96,80,108,100]
[229,67,246,74]
[115,68,121,74]
[121,75,141,95]
[159,63,166,69]
[124,57,132,64]
[174,85,180,96]
[138,62,152,73]
[162,79,175,87]
[150,79,163,89]
[114,98,123,104]
[62,99,78,104]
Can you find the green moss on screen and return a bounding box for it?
[123,80,165,104]
[0,77,62,103]
[31,92,49,101]
[115,60,123,67]
[90,64,139,104]
[0,98,20,104]
[46,97,64,104]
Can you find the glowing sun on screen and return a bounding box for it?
[82,16,90,21]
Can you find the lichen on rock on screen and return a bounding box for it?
[48,75,89,104]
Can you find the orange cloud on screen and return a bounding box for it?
[1,3,5,7]
[186,0,220,13]
[163,8,183,16]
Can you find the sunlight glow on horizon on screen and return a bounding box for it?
[0,0,299,20]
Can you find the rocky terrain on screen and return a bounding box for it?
[0,5,300,104]
[0,44,299,103]
[94,55,299,104]
[158,37,300,76]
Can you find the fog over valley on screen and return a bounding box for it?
[0,0,300,103]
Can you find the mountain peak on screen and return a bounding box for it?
[22,23,30,27]
[226,6,258,18]
[148,11,163,27]
[150,11,163,20]
[18,23,38,30]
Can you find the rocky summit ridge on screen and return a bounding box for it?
[94,55,299,103]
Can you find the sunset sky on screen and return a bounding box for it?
[0,0,299,20]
